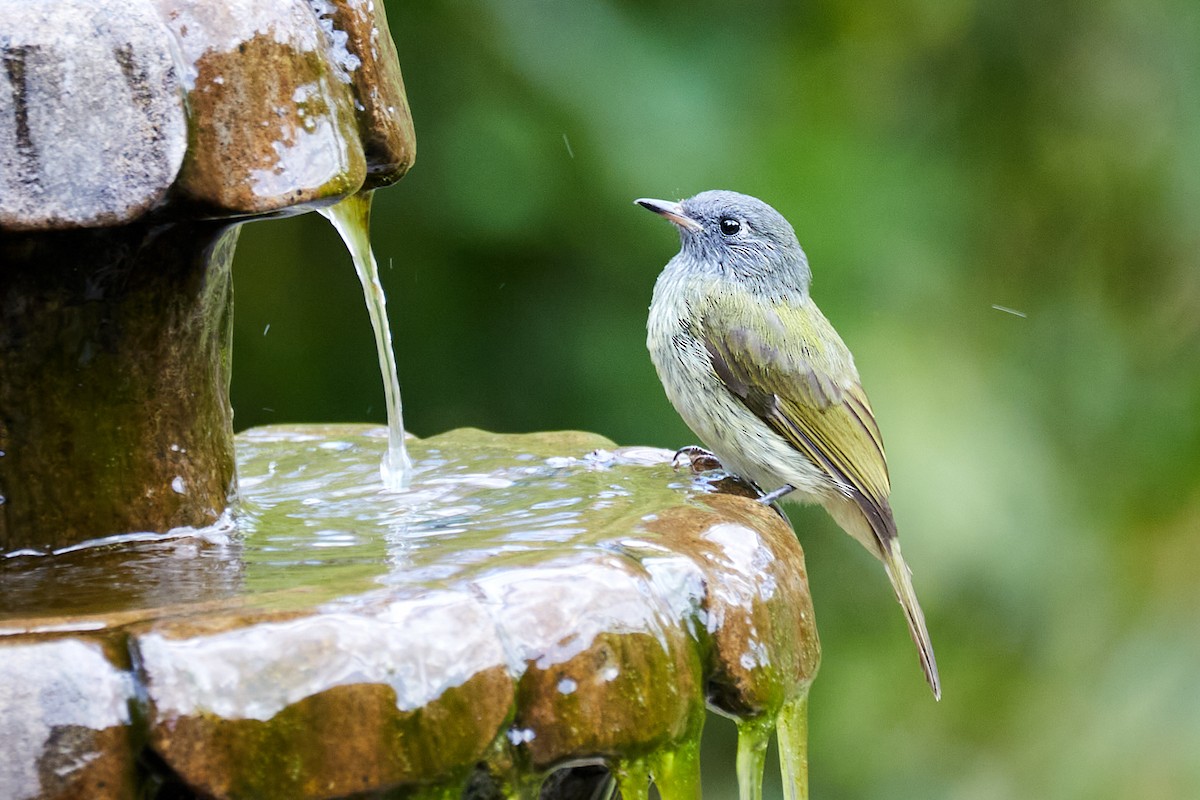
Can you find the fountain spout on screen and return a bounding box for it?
[0,0,415,553]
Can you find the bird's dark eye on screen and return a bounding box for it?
[719,217,741,236]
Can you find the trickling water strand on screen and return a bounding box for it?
[736,717,773,800]
[317,191,412,489]
[776,693,811,800]
[651,742,702,800]
[613,759,651,800]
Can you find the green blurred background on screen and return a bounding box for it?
[230,1,1200,797]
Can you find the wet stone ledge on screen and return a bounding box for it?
[0,427,820,799]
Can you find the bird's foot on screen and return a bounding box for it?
[757,484,796,506]
[671,445,723,473]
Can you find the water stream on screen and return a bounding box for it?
[776,695,811,800]
[317,191,412,490]
[736,718,773,800]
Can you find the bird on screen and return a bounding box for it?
[637,189,940,699]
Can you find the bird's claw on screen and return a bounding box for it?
[757,484,796,506]
[672,445,723,473]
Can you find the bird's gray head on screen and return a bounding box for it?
[636,190,811,295]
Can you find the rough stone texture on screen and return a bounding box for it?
[159,0,367,214]
[136,591,515,799]
[480,555,706,770]
[0,637,137,800]
[651,494,821,719]
[0,427,821,799]
[0,0,415,229]
[0,0,188,230]
[0,221,239,552]
[313,0,417,187]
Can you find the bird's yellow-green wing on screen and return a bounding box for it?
[700,288,941,699]
[698,290,893,534]
[700,290,942,698]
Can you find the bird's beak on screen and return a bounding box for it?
[635,198,703,232]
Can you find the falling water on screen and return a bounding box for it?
[613,760,651,800]
[651,743,702,800]
[731,698,810,800]
[318,191,412,490]
[736,717,772,800]
[777,694,811,800]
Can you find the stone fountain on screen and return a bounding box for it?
[0,3,820,798]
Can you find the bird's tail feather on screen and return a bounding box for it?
[880,540,941,700]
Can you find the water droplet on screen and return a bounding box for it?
[170,477,186,494]
[557,677,577,694]
[506,727,536,745]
